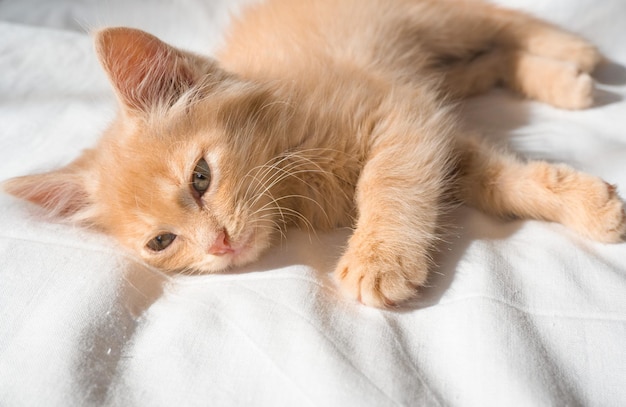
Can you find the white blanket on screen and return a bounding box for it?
[1,0,625,406]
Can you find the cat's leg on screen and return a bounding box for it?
[438,50,503,99]
[437,0,603,72]
[430,1,601,108]
[335,131,455,308]
[442,49,594,109]
[455,136,626,242]
[491,8,602,74]
[501,51,595,110]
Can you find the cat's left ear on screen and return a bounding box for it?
[95,27,218,113]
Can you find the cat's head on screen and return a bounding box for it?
[3,28,291,273]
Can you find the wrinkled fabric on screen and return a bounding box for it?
[1,0,625,406]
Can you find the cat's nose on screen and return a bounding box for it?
[208,230,234,256]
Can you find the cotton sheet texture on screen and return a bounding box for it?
[1,0,625,406]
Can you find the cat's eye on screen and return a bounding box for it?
[192,158,211,197]
[146,233,177,252]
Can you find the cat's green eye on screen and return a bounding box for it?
[146,233,177,252]
[192,158,211,197]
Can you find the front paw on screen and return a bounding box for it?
[334,239,429,308]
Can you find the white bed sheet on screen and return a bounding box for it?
[1,0,625,406]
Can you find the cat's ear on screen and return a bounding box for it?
[3,159,92,220]
[94,27,212,113]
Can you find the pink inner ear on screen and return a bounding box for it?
[95,27,193,111]
[3,171,90,218]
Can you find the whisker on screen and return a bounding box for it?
[230,146,357,246]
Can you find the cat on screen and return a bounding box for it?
[4,0,625,308]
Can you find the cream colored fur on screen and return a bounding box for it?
[4,0,625,308]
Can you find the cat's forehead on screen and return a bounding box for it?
[95,127,196,207]
[103,110,219,165]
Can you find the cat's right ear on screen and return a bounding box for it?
[94,27,216,113]
[3,158,93,221]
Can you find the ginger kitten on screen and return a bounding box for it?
[4,0,625,307]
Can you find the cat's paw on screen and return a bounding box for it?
[530,33,603,73]
[514,54,596,110]
[570,181,626,243]
[334,238,428,308]
[553,40,602,73]
[550,65,594,110]
[547,165,626,242]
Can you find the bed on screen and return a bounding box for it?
[1,0,625,405]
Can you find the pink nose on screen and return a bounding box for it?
[208,230,234,256]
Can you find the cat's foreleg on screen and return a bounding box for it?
[335,132,455,308]
[455,136,626,242]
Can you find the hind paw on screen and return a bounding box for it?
[549,64,594,110]
[529,32,603,73]
[581,183,626,242]
[552,40,602,73]
[560,175,626,242]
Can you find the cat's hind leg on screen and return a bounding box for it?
[500,12,602,74]
[503,51,595,110]
[449,0,603,73]
[488,6,603,109]
[443,49,595,109]
[430,1,601,108]
[455,136,626,242]
[440,47,595,109]
[439,49,505,100]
